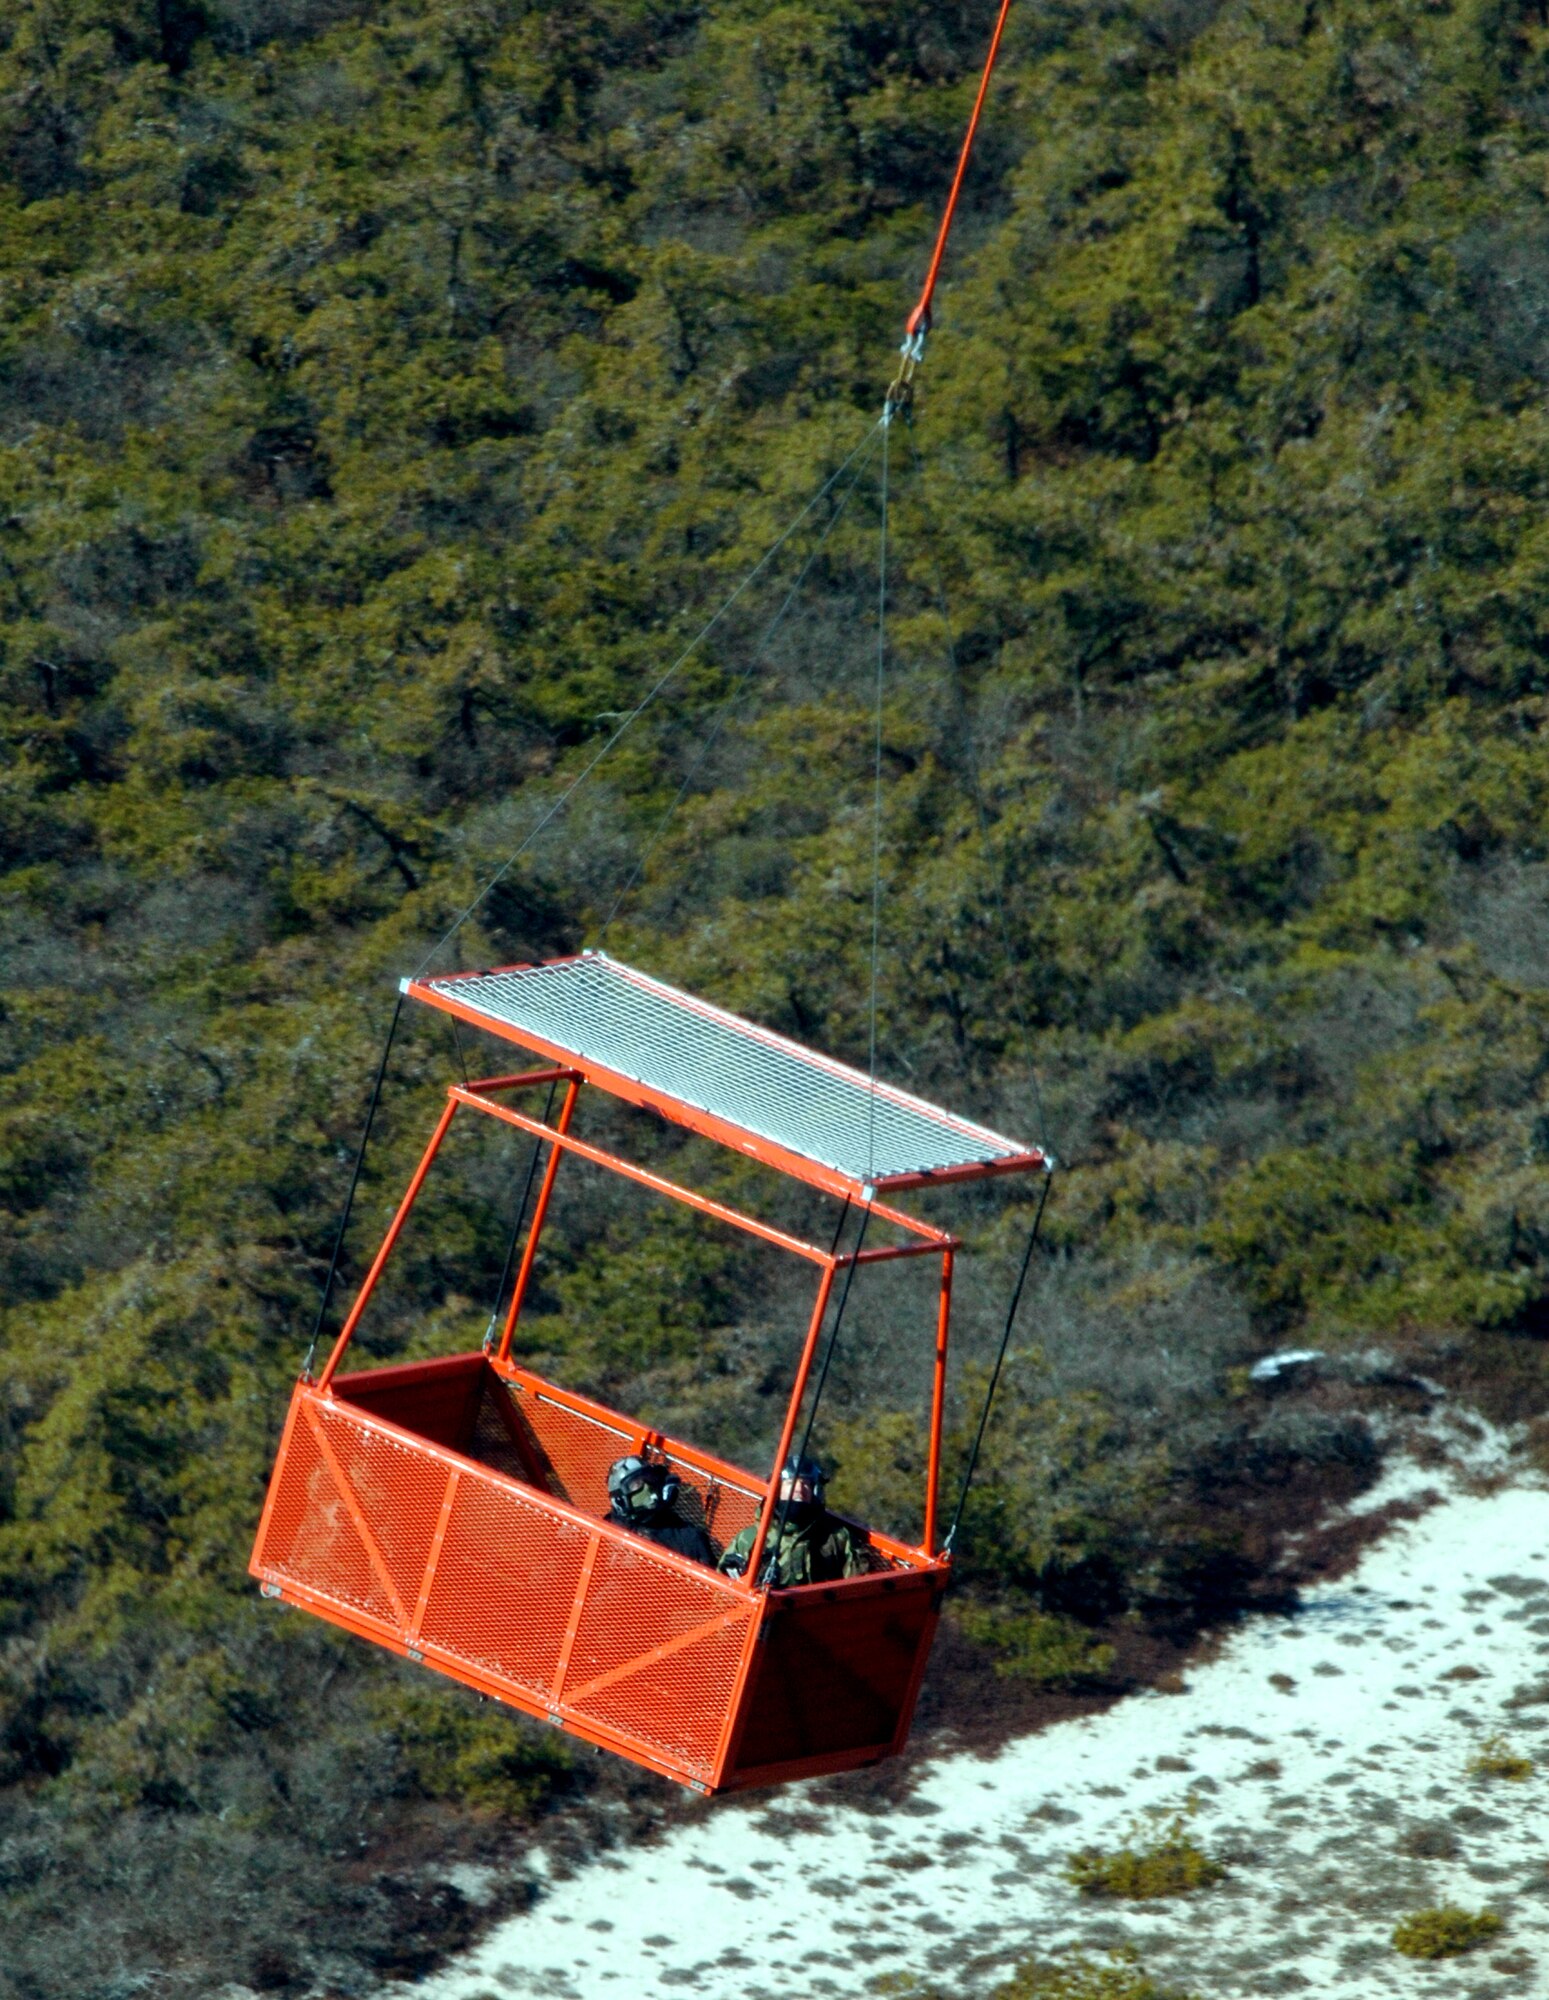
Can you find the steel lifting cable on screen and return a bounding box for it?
[417,0,1011,969]
[886,0,1016,417]
[447,1011,470,1089]
[310,429,881,1379]
[483,1077,559,1350]
[866,0,1014,1149]
[413,419,884,981]
[761,1199,870,1577]
[902,432,1051,1158]
[892,439,1059,1549]
[302,992,405,1381]
[598,421,884,943]
[866,419,889,1187]
[864,2,1042,1545]
[311,5,1017,1397]
[796,1201,869,1470]
[943,1163,1052,1555]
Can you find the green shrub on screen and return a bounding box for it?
[992,1950,1198,2000]
[954,1601,1116,1688]
[1391,1907,1503,1960]
[372,1683,572,1817]
[1467,1732,1534,1781]
[1065,1813,1225,1900]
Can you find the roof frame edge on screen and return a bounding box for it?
[403,966,1049,1199]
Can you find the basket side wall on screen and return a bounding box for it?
[726,1573,944,1789]
[250,1378,755,1789]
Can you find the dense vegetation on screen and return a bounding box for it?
[4,0,1549,1992]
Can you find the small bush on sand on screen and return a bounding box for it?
[873,1946,1196,1998]
[371,1684,573,1814]
[1467,1733,1533,1781]
[993,1948,1197,1999]
[1397,1821,1459,1860]
[1391,1907,1503,1960]
[1066,1812,1225,1899]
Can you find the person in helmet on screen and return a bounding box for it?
[718,1453,867,1587]
[605,1454,714,1565]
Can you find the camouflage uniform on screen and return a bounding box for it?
[719,1510,867,1587]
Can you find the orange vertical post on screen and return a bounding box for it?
[739,1257,840,1589]
[317,1094,459,1390]
[497,1076,581,1361]
[922,1247,954,1555]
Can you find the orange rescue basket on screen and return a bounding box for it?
[250,953,1047,1793]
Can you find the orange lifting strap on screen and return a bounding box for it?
[887,0,1015,415]
[906,0,1014,340]
[251,957,1047,1793]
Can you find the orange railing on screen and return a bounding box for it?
[252,1353,936,1788]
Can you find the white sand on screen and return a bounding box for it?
[392,1440,1549,2000]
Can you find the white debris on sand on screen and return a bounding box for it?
[396,1450,1549,2000]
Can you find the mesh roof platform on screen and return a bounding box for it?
[406,951,1045,1198]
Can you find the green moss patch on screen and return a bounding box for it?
[874,1945,1197,1999]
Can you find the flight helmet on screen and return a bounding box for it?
[606,1453,679,1521]
[779,1452,827,1512]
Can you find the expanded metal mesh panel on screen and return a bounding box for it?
[464,1377,538,1486]
[501,1380,762,1561]
[659,1451,761,1554]
[257,1412,399,1627]
[420,1476,592,1698]
[255,1414,316,1577]
[314,1401,446,1614]
[423,952,1032,1185]
[334,1365,483,1452]
[505,1383,632,1515]
[559,1535,752,1780]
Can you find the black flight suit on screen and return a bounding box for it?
[608,1502,714,1566]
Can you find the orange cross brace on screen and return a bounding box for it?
[301,1400,411,1629]
[559,1602,754,1710]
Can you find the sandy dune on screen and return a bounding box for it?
[397,1421,1548,1999]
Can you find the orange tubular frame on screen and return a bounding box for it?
[741,1259,840,1586]
[922,1249,954,1555]
[310,1068,964,1564]
[253,999,1055,1793]
[497,1074,580,1360]
[315,1094,458,1391]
